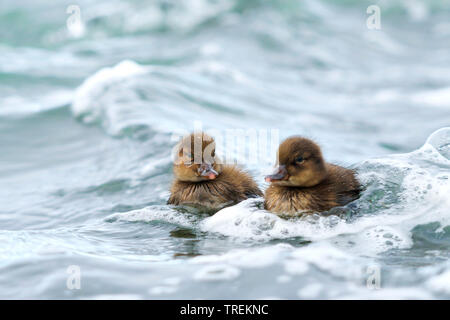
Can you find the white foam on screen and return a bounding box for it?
[283,259,310,276]
[190,243,292,268]
[200,198,413,254]
[426,270,450,295]
[71,60,149,123]
[190,242,365,281]
[106,205,197,228]
[286,243,365,279]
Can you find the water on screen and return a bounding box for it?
[1,0,450,299]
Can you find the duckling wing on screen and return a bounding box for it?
[326,164,361,206]
[336,188,361,206]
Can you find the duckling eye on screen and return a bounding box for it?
[295,156,304,163]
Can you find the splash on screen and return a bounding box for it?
[71,60,149,127]
[198,128,450,255]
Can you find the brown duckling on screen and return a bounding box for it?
[168,132,263,211]
[264,137,360,215]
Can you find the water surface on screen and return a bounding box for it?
[1,0,450,299]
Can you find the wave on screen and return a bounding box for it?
[69,58,268,137]
[4,1,450,43]
[0,90,72,117]
[71,60,150,126]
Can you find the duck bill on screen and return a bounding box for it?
[198,163,218,180]
[265,165,288,182]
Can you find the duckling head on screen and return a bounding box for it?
[173,132,223,182]
[265,137,327,187]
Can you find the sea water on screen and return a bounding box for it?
[1,0,450,299]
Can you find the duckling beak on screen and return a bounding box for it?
[198,163,218,180]
[265,165,288,182]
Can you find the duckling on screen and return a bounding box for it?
[264,137,360,215]
[168,132,262,211]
